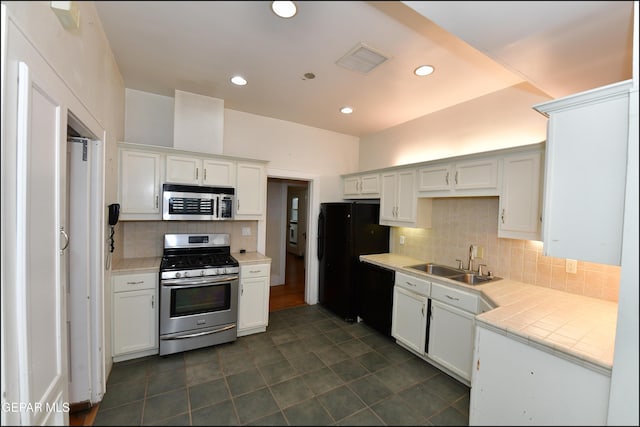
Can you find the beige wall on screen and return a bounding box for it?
[358,82,550,171]
[390,197,620,302]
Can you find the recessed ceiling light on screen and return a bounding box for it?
[231,75,247,86]
[340,107,353,114]
[414,65,435,76]
[271,1,297,18]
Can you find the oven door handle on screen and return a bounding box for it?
[161,275,238,287]
[161,324,236,340]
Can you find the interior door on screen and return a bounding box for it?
[4,18,70,424]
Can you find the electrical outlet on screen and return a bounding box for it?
[242,227,251,236]
[566,259,578,274]
[399,235,405,245]
[476,246,484,258]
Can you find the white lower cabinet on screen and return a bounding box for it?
[470,325,611,425]
[428,300,475,382]
[237,263,271,336]
[112,272,158,361]
[391,272,430,354]
[428,282,479,383]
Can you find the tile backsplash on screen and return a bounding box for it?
[118,221,258,259]
[391,197,620,302]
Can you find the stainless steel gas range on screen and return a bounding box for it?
[159,233,239,356]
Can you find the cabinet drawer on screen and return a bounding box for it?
[430,282,478,313]
[395,272,430,297]
[113,272,157,292]
[241,263,270,278]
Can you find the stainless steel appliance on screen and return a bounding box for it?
[162,184,234,221]
[159,233,239,356]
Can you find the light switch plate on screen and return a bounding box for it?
[242,227,251,236]
[566,259,578,274]
[399,235,405,245]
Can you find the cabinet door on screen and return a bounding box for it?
[428,300,474,381]
[499,152,542,240]
[343,176,361,197]
[535,81,630,265]
[203,159,235,186]
[236,162,265,219]
[360,174,380,195]
[119,150,161,216]
[453,158,498,190]
[165,155,201,185]
[418,164,452,191]
[395,170,416,223]
[391,286,428,354]
[379,172,398,222]
[113,289,157,356]
[238,276,269,331]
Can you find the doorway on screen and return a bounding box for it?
[266,178,309,311]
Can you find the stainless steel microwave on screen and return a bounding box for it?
[162,184,234,221]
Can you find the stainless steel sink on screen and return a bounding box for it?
[406,263,501,286]
[407,263,462,277]
[449,273,501,286]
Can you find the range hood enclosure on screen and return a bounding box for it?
[173,90,224,155]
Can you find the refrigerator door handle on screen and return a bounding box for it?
[317,210,325,260]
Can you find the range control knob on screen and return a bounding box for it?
[175,272,181,279]
[184,271,190,277]
[200,270,205,277]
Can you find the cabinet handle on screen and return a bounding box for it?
[241,285,243,296]
[196,168,199,180]
[151,295,154,308]
[237,200,240,211]
[445,172,449,185]
[249,270,260,274]
[501,209,505,223]
[421,303,425,316]
[405,281,416,287]
[455,171,458,184]
[204,168,207,181]
[445,294,460,301]
[127,280,144,285]
[155,195,159,209]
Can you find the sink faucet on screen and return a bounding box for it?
[467,244,474,271]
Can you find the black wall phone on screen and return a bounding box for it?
[108,203,120,226]
[108,203,120,253]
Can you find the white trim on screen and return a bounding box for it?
[266,168,320,305]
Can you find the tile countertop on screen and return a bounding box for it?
[232,251,271,265]
[360,253,618,375]
[111,256,162,273]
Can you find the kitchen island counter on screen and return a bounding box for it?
[360,253,617,374]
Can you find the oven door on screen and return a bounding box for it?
[160,275,238,336]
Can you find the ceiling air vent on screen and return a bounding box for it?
[336,42,390,74]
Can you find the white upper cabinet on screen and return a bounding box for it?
[203,159,235,187]
[119,148,162,220]
[235,162,266,219]
[533,80,632,265]
[418,158,498,196]
[165,155,201,185]
[343,173,380,198]
[166,154,235,186]
[498,150,543,241]
[380,169,432,228]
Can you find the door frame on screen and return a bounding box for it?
[266,168,320,305]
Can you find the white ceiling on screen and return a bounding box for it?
[94,1,634,138]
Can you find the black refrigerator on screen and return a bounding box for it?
[317,202,390,323]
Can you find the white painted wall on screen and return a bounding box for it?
[266,180,286,286]
[2,1,125,411]
[223,108,359,203]
[358,82,550,170]
[173,90,224,154]
[607,2,639,425]
[124,88,173,147]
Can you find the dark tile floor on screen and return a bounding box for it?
[94,305,470,426]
